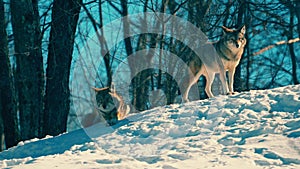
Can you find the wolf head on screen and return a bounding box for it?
[93,87,118,125]
[93,86,130,125]
[222,25,246,49]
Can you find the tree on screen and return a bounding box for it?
[234,0,248,91]
[288,9,299,85]
[0,0,20,150]
[111,0,150,111]
[281,0,299,84]
[10,0,44,140]
[43,0,82,136]
[80,0,113,87]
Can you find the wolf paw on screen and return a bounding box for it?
[182,98,190,103]
[226,92,238,96]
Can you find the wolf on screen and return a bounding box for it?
[81,86,130,127]
[182,25,246,101]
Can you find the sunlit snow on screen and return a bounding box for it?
[1,85,300,169]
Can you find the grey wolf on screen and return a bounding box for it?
[182,25,246,101]
[81,86,130,127]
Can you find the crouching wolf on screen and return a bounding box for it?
[182,25,246,101]
[81,87,130,127]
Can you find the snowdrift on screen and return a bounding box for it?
[1,85,300,169]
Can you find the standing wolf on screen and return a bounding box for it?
[182,25,246,101]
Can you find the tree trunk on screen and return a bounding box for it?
[0,106,4,151]
[119,0,142,109]
[98,1,112,86]
[295,1,300,40]
[234,0,247,91]
[288,10,299,84]
[43,0,82,136]
[10,0,44,140]
[80,1,112,87]
[0,0,20,150]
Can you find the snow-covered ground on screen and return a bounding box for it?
[1,85,300,169]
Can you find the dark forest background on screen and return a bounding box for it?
[0,0,299,151]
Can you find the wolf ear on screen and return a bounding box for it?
[239,25,246,34]
[222,26,233,34]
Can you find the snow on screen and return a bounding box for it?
[1,85,300,169]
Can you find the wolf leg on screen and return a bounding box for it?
[182,75,197,102]
[181,73,191,102]
[228,68,236,94]
[182,71,202,102]
[182,84,192,102]
[204,71,215,98]
[218,69,230,95]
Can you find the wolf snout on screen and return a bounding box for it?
[235,43,240,48]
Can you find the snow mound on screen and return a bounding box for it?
[1,85,300,169]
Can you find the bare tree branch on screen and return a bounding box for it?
[252,38,300,56]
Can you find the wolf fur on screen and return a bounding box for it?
[182,25,246,101]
